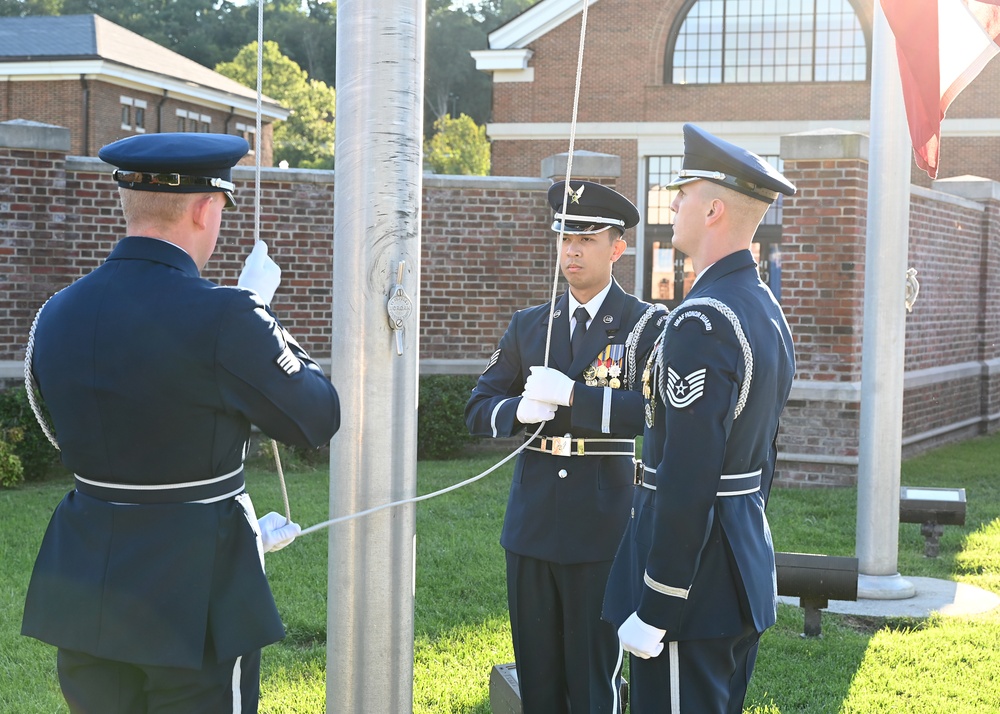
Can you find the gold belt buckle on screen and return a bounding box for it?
[549,434,572,457]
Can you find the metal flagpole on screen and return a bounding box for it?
[855,0,915,600]
[328,0,424,710]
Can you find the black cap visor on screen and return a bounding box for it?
[112,170,238,209]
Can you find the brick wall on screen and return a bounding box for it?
[4,123,1000,487]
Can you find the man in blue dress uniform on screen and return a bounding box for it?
[603,124,796,713]
[21,133,341,714]
[466,181,667,714]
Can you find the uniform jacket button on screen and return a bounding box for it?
[558,469,568,479]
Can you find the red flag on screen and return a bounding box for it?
[880,0,1000,178]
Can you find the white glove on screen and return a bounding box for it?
[516,397,557,424]
[238,240,281,305]
[523,366,576,407]
[258,511,301,553]
[618,611,666,659]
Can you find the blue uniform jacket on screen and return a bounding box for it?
[21,236,340,668]
[465,279,666,565]
[603,250,795,641]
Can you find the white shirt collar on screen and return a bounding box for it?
[569,280,613,325]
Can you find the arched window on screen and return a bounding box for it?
[667,0,867,85]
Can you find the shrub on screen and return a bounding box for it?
[418,374,480,459]
[0,386,62,484]
[0,427,25,488]
[249,434,330,473]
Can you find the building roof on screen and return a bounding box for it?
[0,14,287,120]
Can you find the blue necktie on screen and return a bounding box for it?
[571,306,589,358]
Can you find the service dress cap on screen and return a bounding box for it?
[98,132,250,209]
[548,180,640,235]
[665,124,795,203]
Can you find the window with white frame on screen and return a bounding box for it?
[120,97,147,133]
[235,122,257,154]
[176,109,207,133]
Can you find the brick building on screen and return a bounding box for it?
[473,0,1000,305]
[0,14,286,165]
[3,121,1000,486]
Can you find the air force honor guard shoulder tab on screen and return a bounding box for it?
[671,308,713,333]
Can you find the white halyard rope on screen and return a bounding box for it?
[249,0,293,524]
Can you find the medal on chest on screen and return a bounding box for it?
[584,343,625,388]
[642,333,664,428]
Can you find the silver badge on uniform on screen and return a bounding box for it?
[275,346,302,376]
[666,366,706,408]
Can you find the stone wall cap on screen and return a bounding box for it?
[786,128,860,136]
[0,119,71,152]
[541,150,621,180]
[423,174,550,191]
[781,129,868,162]
[931,175,1000,202]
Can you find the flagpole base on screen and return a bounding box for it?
[858,573,916,600]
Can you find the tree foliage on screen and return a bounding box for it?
[0,0,60,15]
[216,40,335,169]
[424,113,490,176]
[424,0,536,135]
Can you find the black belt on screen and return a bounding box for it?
[74,466,246,505]
[634,460,762,496]
[524,434,636,457]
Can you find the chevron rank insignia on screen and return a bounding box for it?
[275,346,302,375]
[666,366,706,408]
[483,349,501,374]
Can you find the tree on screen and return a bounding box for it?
[0,0,61,16]
[424,113,490,176]
[248,0,338,87]
[216,40,336,169]
[424,0,536,136]
[424,7,490,136]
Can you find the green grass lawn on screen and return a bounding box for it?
[3,435,1000,712]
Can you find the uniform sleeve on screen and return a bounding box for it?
[215,290,340,449]
[465,313,527,438]
[570,306,667,436]
[637,307,743,631]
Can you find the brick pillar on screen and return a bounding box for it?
[776,129,870,486]
[933,176,1000,434]
[0,120,72,375]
